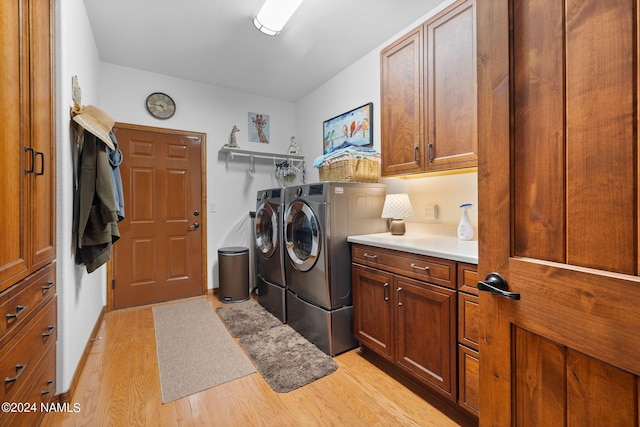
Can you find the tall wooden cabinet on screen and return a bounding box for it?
[0,1,57,425]
[381,0,477,177]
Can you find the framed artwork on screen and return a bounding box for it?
[323,102,373,154]
[248,112,270,144]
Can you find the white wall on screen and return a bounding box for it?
[294,0,477,234]
[56,0,105,394]
[97,64,297,287]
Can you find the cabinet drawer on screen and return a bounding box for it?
[457,263,478,295]
[458,292,479,351]
[0,297,57,403]
[1,346,56,427]
[352,244,456,289]
[458,345,479,416]
[0,263,56,349]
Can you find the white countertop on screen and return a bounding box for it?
[347,225,478,264]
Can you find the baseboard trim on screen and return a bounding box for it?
[57,305,106,403]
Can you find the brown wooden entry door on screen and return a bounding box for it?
[478,0,640,425]
[111,124,205,309]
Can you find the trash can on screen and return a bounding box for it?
[218,246,250,303]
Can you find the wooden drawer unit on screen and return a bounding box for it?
[352,245,456,289]
[0,263,56,349]
[1,346,56,427]
[0,296,57,404]
[458,345,479,416]
[457,262,479,295]
[456,262,479,417]
[458,292,479,351]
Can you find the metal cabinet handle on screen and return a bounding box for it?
[363,253,378,260]
[6,305,26,320]
[41,380,54,396]
[42,281,55,291]
[410,263,430,271]
[397,287,403,306]
[42,325,56,338]
[5,364,27,383]
[478,272,521,300]
[427,143,434,162]
[24,147,36,174]
[188,222,200,230]
[414,146,420,164]
[383,283,389,301]
[35,151,45,176]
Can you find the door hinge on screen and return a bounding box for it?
[111,278,115,289]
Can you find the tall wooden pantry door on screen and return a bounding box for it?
[478,0,640,425]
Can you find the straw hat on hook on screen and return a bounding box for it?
[71,103,115,150]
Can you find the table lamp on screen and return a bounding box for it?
[381,193,413,235]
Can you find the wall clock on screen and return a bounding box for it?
[145,92,176,119]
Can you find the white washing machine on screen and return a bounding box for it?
[255,188,286,322]
[284,182,387,355]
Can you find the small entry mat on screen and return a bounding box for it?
[152,298,256,403]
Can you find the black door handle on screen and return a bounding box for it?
[478,272,521,300]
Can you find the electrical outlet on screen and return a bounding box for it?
[425,204,439,220]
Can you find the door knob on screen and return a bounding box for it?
[188,222,200,230]
[478,272,521,300]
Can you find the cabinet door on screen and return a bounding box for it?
[28,0,55,271]
[395,276,457,400]
[352,264,394,361]
[380,27,424,177]
[425,0,477,172]
[0,0,30,289]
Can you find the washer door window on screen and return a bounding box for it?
[285,201,320,271]
[255,203,278,258]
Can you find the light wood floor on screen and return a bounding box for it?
[42,294,466,427]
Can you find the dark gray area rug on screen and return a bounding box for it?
[239,325,338,393]
[153,298,256,403]
[215,299,282,337]
[216,300,338,393]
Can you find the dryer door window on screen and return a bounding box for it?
[256,203,278,257]
[285,201,320,271]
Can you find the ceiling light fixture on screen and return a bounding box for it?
[253,0,304,36]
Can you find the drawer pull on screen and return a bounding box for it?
[42,281,55,291]
[383,283,389,301]
[5,364,27,384]
[363,253,378,260]
[42,325,56,338]
[397,287,403,306]
[6,305,26,320]
[41,380,55,396]
[410,263,430,271]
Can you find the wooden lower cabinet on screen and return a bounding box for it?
[352,248,457,402]
[352,244,479,418]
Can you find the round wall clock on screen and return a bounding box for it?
[145,92,176,119]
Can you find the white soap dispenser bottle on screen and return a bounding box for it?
[457,203,474,240]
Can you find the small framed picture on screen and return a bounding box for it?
[248,112,270,144]
[323,102,373,154]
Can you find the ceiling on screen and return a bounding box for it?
[83,0,446,102]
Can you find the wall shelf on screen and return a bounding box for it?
[219,146,305,175]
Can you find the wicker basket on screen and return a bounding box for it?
[319,157,380,183]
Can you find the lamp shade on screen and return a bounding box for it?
[254,0,304,36]
[381,194,413,219]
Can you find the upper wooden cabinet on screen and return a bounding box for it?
[0,0,56,292]
[381,0,477,177]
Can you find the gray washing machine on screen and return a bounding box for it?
[255,188,286,322]
[284,182,387,355]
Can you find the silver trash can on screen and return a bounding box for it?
[218,246,250,303]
